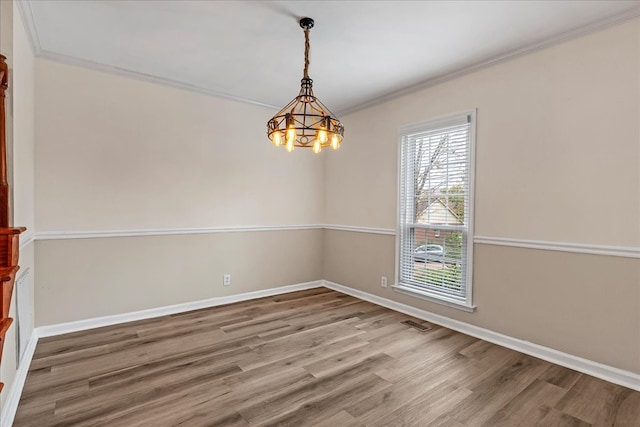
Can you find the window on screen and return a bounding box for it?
[396,111,476,311]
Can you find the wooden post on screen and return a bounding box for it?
[0,55,9,228]
[0,53,24,393]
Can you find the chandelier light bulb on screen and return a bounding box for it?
[330,134,340,150]
[286,127,296,144]
[286,138,294,152]
[317,128,328,143]
[272,131,283,146]
[312,140,322,154]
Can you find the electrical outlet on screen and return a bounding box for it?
[223,274,231,286]
[381,276,388,288]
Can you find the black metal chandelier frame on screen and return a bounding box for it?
[267,17,344,152]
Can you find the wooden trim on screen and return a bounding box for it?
[0,51,27,394]
[0,55,9,228]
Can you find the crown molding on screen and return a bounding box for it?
[337,7,640,116]
[15,1,640,115]
[15,0,41,56]
[14,1,279,111]
[35,50,280,110]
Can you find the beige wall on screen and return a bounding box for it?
[17,11,640,384]
[0,1,11,63]
[35,59,323,232]
[10,0,37,381]
[325,19,640,247]
[323,19,640,373]
[35,230,322,325]
[33,59,325,325]
[11,9,34,239]
[323,230,640,373]
[0,2,36,409]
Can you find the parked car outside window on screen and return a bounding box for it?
[413,244,445,263]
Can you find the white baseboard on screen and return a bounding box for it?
[0,280,324,426]
[36,281,323,338]
[1,332,38,427]
[322,280,640,392]
[2,278,637,427]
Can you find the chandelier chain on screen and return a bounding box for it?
[303,29,310,80]
[267,17,343,152]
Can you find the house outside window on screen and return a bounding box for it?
[395,111,476,311]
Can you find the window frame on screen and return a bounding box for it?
[393,110,477,312]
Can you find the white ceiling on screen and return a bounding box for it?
[20,0,640,114]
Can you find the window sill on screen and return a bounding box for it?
[392,283,476,313]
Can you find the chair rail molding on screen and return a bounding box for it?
[473,235,640,258]
[30,227,639,258]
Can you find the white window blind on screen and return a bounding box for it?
[397,111,475,309]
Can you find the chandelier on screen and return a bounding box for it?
[267,17,344,153]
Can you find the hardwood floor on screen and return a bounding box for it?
[14,288,640,426]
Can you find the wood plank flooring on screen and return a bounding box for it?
[13,288,640,426]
